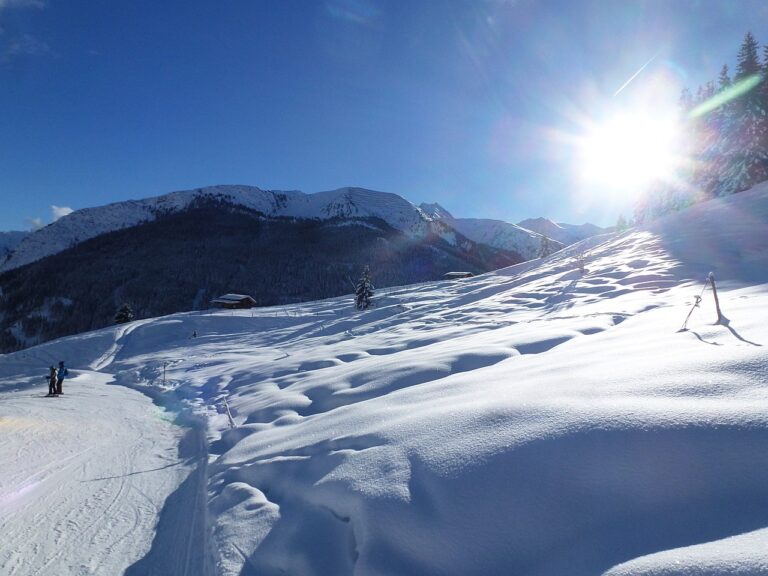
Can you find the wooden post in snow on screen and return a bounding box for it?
[708,272,724,324]
[223,397,236,429]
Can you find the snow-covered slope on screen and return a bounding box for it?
[518,216,606,245]
[418,202,454,220]
[2,184,768,575]
[0,186,431,273]
[420,202,562,260]
[0,230,28,260]
[450,216,563,259]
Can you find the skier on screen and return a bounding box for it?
[56,361,68,395]
[48,366,58,396]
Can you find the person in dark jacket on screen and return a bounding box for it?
[56,361,68,395]
[48,366,58,396]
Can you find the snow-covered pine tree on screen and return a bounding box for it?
[644,31,768,221]
[712,64,736,183]
[679,87,693,111]
[695,84,705,106]
[354,266,374,310]
[691,65,734,198]
[633,182,688,224]
[720,32,768,194]
[718,63,732,91]
[114,303,135,324]
[736,32,762,81]
[761,42,768,159]
[538,235,553,258]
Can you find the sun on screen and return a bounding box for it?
[577,109,683,195]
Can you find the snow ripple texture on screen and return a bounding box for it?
[1,183,767,575]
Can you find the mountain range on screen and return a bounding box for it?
[0,185,605,352]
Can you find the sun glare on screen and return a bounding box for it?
[578,110,683,195]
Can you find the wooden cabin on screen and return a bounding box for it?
[210,293,257,309]
[443,271,474,280]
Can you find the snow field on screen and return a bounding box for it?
[1,184,767,575]
[0,370,195,576]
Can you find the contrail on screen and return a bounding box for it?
[613,53,659,97]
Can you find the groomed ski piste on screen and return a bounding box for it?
[1,183,767,576]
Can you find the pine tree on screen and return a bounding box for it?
[661,32,768,214]
[761,43,768,159]
[718,64,731,90]
[114,303,135,324]
[735,32,761,81]
[695,85,705,105]
[354,266,374,310]
[704,80,716,100]
[537,235,554,258]
[716,64,735,135]
[720,32,768,194]
[679,87,694,111]
[763,42,768,77]
[734,31,763,130]
[698,64,735,197]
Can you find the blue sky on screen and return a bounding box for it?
[1,0,767,231]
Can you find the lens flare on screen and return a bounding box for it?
[577,109,684,195]
[690,73,763,119]
[0,479,42,506]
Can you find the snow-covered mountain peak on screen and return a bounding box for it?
[518,215,558,227]
[0,184,606,274]
[518,216,606,245]
[292,187,429,234]
[420,203,607,260]
[419,202,455,220]
[0,185,432,273]
[422,206,564,260]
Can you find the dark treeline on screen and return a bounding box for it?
[635,31,768,223]
[0,203,520,352]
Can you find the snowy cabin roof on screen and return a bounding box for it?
[210,294,257,308]
[443,271,474,279]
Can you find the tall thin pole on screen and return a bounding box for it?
[223,397,236,429]
[708,272,724,324]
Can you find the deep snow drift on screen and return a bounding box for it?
[1,184,767,575]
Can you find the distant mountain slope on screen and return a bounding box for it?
[420,202,565,259]
[0,186,432,273]
[0,200,521,352]
[517,217,607,246]
[0,231,28,260]
[3,187,606,273]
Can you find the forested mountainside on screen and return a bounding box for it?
[0,202,520,352]
[0,185,434,273]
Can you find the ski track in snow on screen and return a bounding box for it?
[1,184,768,575]
[0,370,196,576]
